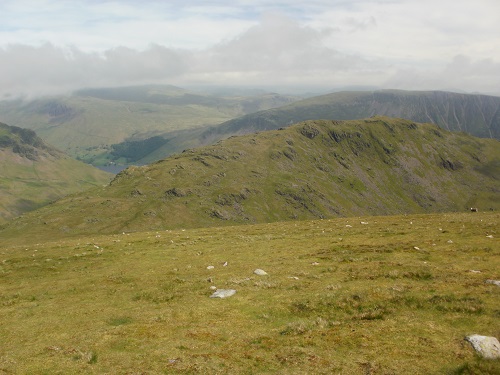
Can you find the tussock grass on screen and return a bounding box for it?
[0,212,499,373]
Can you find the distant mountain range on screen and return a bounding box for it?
[208,89,500,137]
[3,116,498,239]
[0,122,111,223]
[95,89,500,165]
[2,88,499,167]
[0,85,298,164]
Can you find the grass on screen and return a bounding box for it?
[0,211,499,373]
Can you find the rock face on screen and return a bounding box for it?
[209,289,236,299]
[0,122,53,161]
[465,335,500,359]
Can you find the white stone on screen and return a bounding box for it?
[254,269,268,276]
[210,289,236,298]
[486,279,500,287]
[465,335,500,359]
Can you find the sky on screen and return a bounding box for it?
[1,0,500,98]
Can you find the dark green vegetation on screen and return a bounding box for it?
[2,117,499,241]
[0,122,111,224]
[0,212,498,373]
[0,85,298,164]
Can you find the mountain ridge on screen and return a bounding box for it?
[108,89,500,165]
[203,89,500,139]
[2,116,498,240]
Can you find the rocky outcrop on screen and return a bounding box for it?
[0,122,56,160]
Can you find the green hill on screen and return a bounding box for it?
[2,116,498,240]
[0,122,112,224]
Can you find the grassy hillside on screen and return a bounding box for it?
[2,116,499,240]
[0,122,112,224]
[0,211,498,373]
[0,85,298,163]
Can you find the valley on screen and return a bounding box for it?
[0,87,499,374]
[0,85,299,165]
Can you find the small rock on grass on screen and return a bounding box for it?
[210,289,236,298]
[254,269,268,276]
[486,279,500,287]
[465,335,500,359]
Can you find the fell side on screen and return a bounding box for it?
[1,116,498,240]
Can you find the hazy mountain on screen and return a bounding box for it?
[0,85,299,163]
[2,116,498,239]
[199,89,500,140]
[103,89,500,165]
[0,122,112,223]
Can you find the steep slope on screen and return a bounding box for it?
[0,123,112,223]
[2,116,498,239]
[196,89,500,142]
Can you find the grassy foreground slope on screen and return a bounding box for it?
[0,123,111,224]
[0,212,498,374]
[2,116,498,240]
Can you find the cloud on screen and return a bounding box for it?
[187,13,382,88]
[0,14,382,97]
[0,43,190,98]
[384,55,500,94]
[1,1,500,97]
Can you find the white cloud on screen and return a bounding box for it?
[0,43,190,98]
[0,0,499,97]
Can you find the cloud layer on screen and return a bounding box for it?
[1,0,499,97]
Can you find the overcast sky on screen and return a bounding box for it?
[1,0,499,98]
